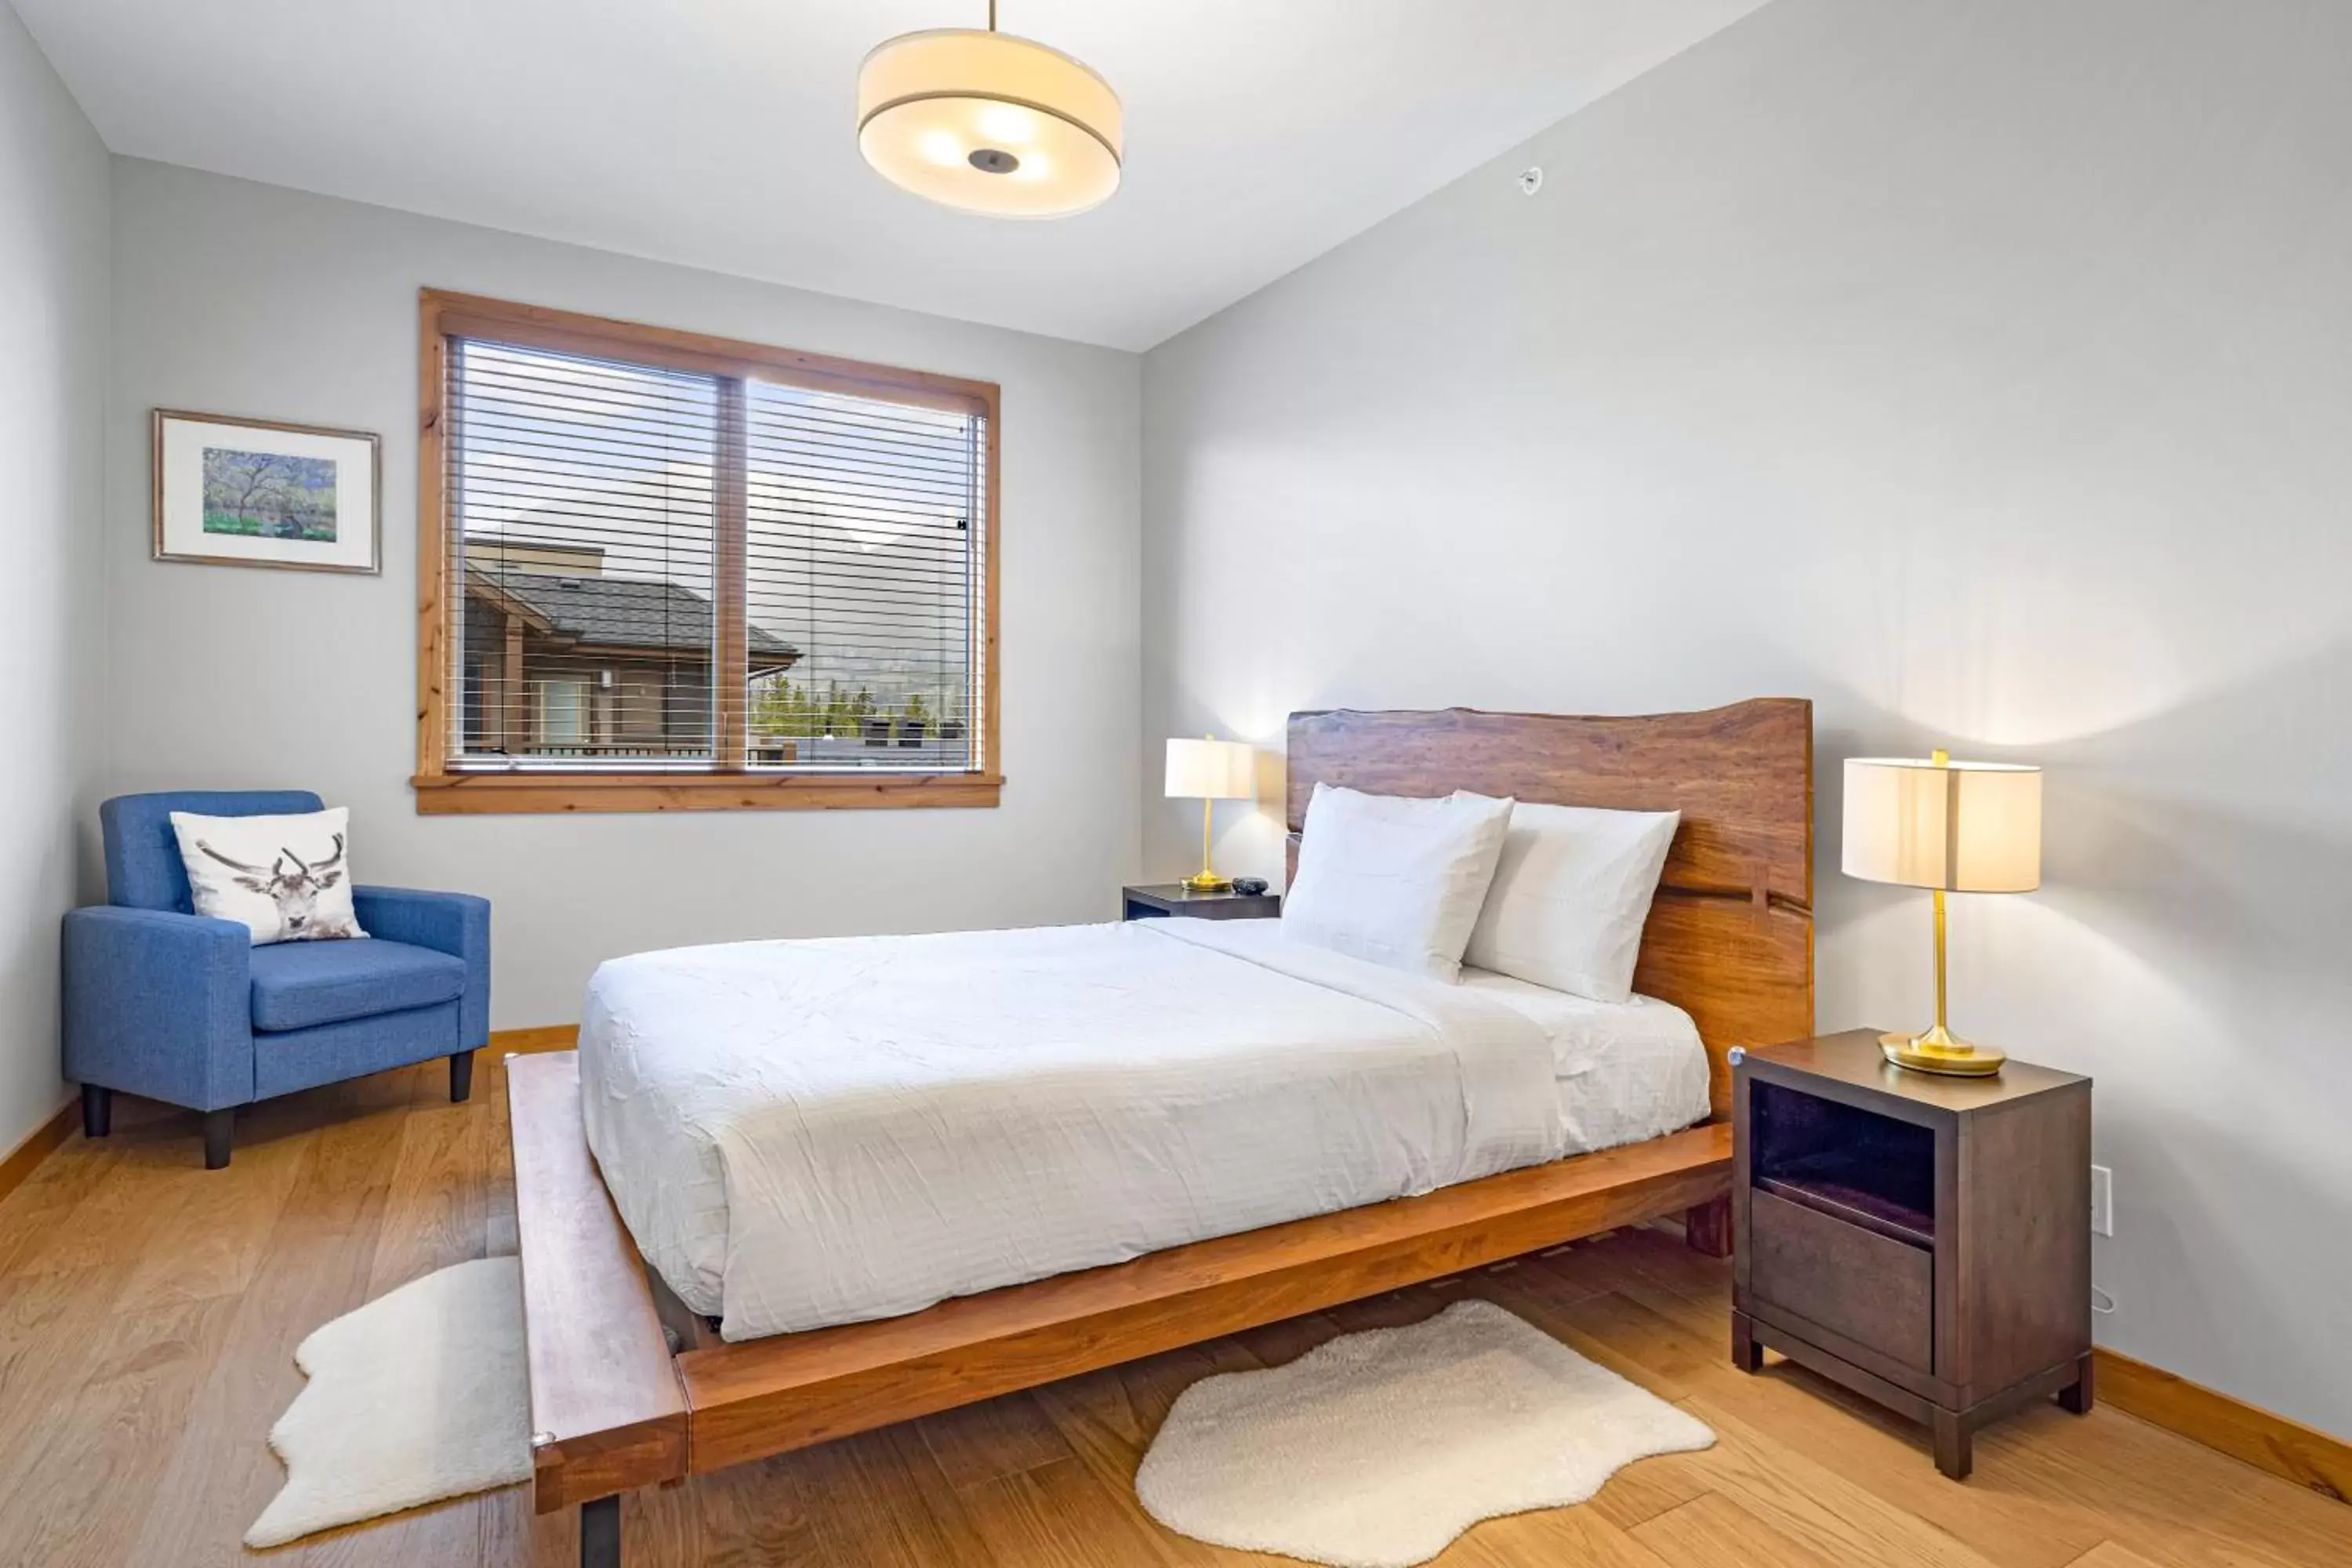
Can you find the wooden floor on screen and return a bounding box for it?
[1,1055,2345,1568]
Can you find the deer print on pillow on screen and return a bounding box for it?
[195,833,360,941]
[170,808,371,945]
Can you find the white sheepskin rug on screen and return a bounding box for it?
[1136,1298,1714,1568]
[247,1254,532,1548]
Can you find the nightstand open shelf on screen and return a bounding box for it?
[1751,1082,1936,1248]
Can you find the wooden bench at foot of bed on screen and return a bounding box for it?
[510,1049,1733,1527]
[508,1051,688,1515]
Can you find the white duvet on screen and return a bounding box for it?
[579,920,1697,1342]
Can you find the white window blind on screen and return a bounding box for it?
[744,381,981,770]
[441,333,985,775]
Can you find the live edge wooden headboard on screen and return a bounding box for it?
[1283,699,1815,1116]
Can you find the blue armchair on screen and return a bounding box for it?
[63,791,489,1168]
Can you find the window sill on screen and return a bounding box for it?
[410,771,1004,815]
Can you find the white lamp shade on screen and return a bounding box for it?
[1164,738,1254,801]
[858,30,1123,219]
[1842,757,2042,893]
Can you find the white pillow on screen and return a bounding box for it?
[1282,784,1515,982]
[170,807,368,946]
[1463,801,1680,1004]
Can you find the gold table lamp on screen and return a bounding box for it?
[1164,735,1255,893]
[1842,750,2042,1076]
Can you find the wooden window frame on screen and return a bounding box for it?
[412,290,1002,815]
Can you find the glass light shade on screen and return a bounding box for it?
[1165,738,1254,801]
[858,30,1123,218]
[1842,757,2042,893]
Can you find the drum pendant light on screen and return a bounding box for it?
[858,2,1123,218]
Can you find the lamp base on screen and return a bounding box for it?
[1880,1023,2006,1077]
[1181,872,1233,894]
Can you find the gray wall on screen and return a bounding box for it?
[0,3,109,1160]
[1141,0,2352,1436]
[105,159,1142,1029]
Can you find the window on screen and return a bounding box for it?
[414,292,999,813]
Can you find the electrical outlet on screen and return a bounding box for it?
[2089,1164,2114,1237]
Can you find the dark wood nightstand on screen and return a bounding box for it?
[1732,1029,2092,1479]
[1121,883,1282,922]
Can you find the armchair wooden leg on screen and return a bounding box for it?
[203,1109,234,1171]
[580,1494,621,1568]
[450,1050,477,1104]
[81,1084,112,1139]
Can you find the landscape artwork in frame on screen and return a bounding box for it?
[153,410,381,572]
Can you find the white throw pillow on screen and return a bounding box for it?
[1463,801,1679,1004]
[1282,784,1515,982]
[171,807,368,946]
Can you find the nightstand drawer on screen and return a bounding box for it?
[1749,1188,1933,1373]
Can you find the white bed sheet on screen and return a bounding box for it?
[1457,967,1712,1153]
[578,920,1704,1342]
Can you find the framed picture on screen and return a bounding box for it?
[153,409,381,573]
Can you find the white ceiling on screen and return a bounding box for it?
[17,0,1766,350]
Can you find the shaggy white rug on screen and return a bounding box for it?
[1136,1298,1714,1568]
[247,1254,532,1548]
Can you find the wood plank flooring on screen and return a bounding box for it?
[0,1054,2344,1567]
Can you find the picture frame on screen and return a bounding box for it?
[152,409,382,574]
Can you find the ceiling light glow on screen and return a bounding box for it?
[977,104,1036,145]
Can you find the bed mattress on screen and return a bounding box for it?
[578,919,1707,1341]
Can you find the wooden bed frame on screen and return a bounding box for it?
[509,699,1814,1566]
